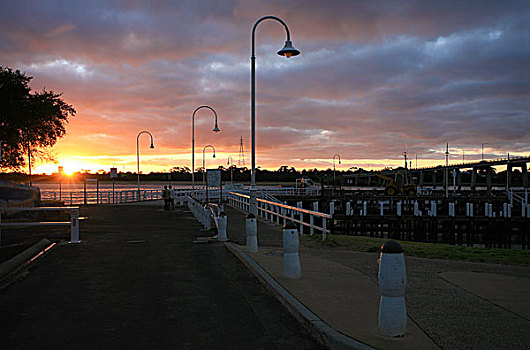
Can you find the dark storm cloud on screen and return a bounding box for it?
[0,0,528,169]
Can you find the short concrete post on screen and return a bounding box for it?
[70,208,80,243]
[217,212,227,242]
[246,213,258,253]
[283,221,301,279]
[397,201,402,216]
[378,240,407,337]
[203,205,211,230]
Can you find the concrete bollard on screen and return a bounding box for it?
[378,240,407,337]
[203,205,211,230]
[217,212,228,242]
[70,208,81,243]
[246,213,258,253]
[283,221,301,279]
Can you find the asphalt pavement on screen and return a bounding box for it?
[0,203,320,349]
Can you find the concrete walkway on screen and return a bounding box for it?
[223,205,530,350]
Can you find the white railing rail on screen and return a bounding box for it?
[40,188,197,205]
[227,191,330,240]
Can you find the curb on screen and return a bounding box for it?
[0,238,52,281]
[225,242,374,350]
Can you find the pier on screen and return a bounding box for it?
[1,194,529,349]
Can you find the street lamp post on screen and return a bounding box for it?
[137,131,155,198]
[192,106,220,193]
[333,153,341,185]
[202,145,216,188]
[227,156,234,183]
[250,15,300,215]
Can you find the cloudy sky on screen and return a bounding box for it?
[1,0,529,174]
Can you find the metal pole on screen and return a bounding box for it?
[137,131,154,197]
[192,106,219,194]
[202,145,215,189]
[250,15,295,216]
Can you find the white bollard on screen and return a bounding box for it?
[345,202,351,216]
[363,201,368,216]
[397,201,402,216]
[330,201,335,215]
[414,201,419,216]
[217,212,227,242]
[503,203,508,218]
[203,206,211,230]
[70,208,81,243]
[378,240,407,337]
[246,213,258,253]
[283,221,301,279]
[469,203,474,217]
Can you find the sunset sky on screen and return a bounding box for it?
[1,0,529,174]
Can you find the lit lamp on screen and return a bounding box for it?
[249,15,300,216]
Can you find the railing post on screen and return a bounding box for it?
[322,217,327,241]
[70,208,80,243]
[310,213,314,235]
[297,201,303,235]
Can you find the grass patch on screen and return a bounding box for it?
[303,234,530,267]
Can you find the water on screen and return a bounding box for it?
[33,182,193,205]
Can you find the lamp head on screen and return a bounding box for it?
[150,142,154,149]
[339,160,341,164]
[213,153,216,158]
[277,40,300,58]
[213,121,220,133]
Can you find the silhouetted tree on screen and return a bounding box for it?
[0,66,76,169]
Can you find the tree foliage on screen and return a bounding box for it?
[0,66,76,170]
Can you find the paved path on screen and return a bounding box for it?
[0,203,320,349]
[223,205,530,350]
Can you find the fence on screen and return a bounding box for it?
[40,188,198,205]
[227,192,331,239]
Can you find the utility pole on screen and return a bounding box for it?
[238,137,245,166]
[445,143,449,198]
[27,142,32,186]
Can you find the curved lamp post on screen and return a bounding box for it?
[192,106,220,193]
[202,144,216,188]
[137,131,155,195]
[333,153,341,184]
[250,15,300,215]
